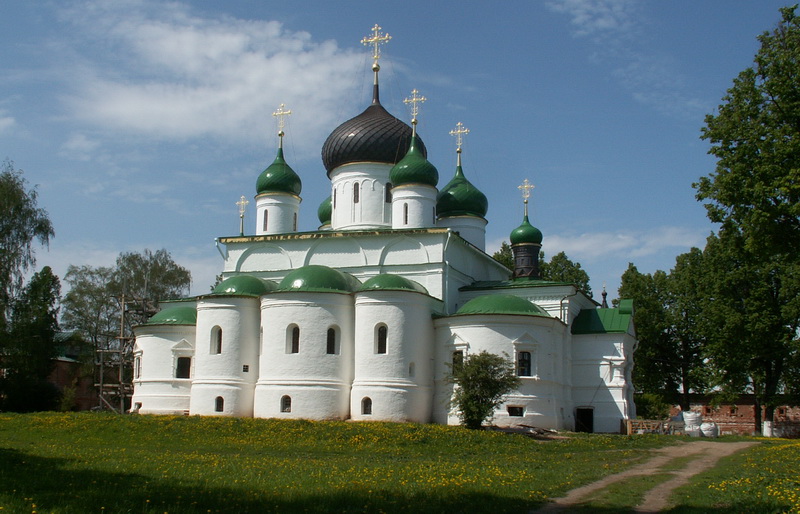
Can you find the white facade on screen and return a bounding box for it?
[131,33,637,431]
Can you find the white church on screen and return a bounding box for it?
[131,26,636,433]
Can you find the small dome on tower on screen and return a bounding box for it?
[256,148,302,196]
[436,165,488,218]
[317,196,332,226]
[278,265,361,293]
[389,134,438,187]
[146,305,197,325]
[212,275,278,297]
[358,274,429,294]
[510,215,543,245]
[456,294,549,317]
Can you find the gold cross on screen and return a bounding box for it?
[272,103,292,134]
[518,178,535,216]
[518,179,535,203]
[237,195,249,217]
[361,24,391,63]
[404,89,426,121]
[450,122,469,153]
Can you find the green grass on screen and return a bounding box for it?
[0,412,669,513]
[666,438,800,513]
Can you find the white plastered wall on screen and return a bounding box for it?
[330,163,393,230]
[131,324,195,415]
[351,290,435,423]
[437,216,487,251]
[190,296,260,417]
[254,291,354,420]
[255,193,301,235]
[391,185,437,229]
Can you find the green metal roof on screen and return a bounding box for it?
[317,196,332,225]
[147,305,198,325]
[256,147,302,196]
[278,265,361,293]
[389,134,439,187]
[436,165,488,218]
[358,274,429,295]
[461,278,572,291]
[571,299,634,334]
[510,214,543,245]
[212,275,278,297]
[455,294,549,317]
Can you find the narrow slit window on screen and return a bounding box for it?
[212,326,222,354]
[326,328,336,355]
[376,325,387,354]
[263,210,268,232]
[289,326,300,354]
[353,182,360,203]
[293,212,297,231]
[385,183,392,203]
[215,396,224,412]
[403,203,409,225]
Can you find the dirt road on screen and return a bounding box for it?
[532,440,758,513]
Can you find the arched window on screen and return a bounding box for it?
[403,203,409,225]
[518,351,532,377]
[175,357,191,379]
[215,396,224,412]
[287,325,300,354]
[353,182,360,203]
[333,188,337,208]
[362,397,372,415]
[293,212,297,231]
[211,326,222,354]
[263,210,268,232]
[326,327,336,355]
[385,182,392,203]
[281,395,292,413]
[452,350,464,372]
[376,325,387,354]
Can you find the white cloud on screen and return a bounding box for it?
[0,112,15,133]
[58,0,362,151]
[59,133,100,161]
[544,226,706,260]
[545,0,639,40]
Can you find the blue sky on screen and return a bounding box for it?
[1,0,791,298]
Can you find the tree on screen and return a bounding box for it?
[491,242,514,270]
[0,266,62,411]
[446,351,520,429]
[541,251,592,298]
[694,5,800,432]
[617,256,708,412]
[0,160,54,327]
[700,230,800,431]
[696,6,800,256]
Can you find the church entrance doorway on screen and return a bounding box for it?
[576,408,594,433]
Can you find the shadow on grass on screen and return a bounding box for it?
[534,502,789,513]
[0,447,535,513]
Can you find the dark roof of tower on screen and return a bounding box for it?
[321,86,426,174]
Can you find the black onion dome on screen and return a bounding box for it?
[322,101,426,175]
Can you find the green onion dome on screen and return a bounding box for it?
[358,274,429,294]
[256,148,302,196]
[389,134,438,187]
[317,196,332,225]
[321,96,425,175]
[436,165,488,218]
[456,294,549,317]
[212,275,278,297]
[278,265,361,293]
[510,215,543,245]
[146,305,197,325]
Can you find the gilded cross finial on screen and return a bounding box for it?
[404,89,426,135]
[361,24,391,67]
[450,122,469,153]
[518,178,535,216]
[272,103,292,146]
[236,195,249,236]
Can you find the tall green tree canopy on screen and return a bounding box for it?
[0,160,54,326]
[696,5,800,255]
